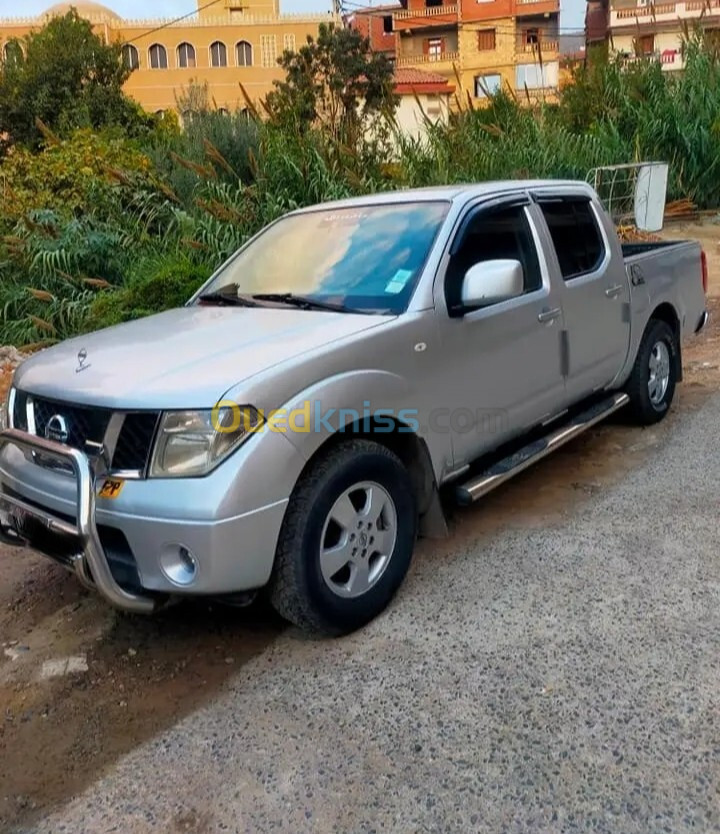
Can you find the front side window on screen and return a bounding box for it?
[539,200,605,280]
[446,204,542,312]
[200,202,450,314]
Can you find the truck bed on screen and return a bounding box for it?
[622,238,706,341]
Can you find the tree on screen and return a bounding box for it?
[266,23,397,145]
[0,10,151,154]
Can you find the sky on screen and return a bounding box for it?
[0,0,585,33]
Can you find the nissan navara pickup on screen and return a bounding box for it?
[0,181,709,634]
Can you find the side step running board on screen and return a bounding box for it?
[455,392,629,506]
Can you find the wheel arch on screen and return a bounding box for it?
[648,302,682,381]
[294,416,448,540]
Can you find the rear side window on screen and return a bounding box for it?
[539,200,605,280]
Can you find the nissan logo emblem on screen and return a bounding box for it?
[45,414,70,445]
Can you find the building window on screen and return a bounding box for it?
[383,15,393,34]
[515,61,559,89]
[210,40,227,67]
[524,27,540,45]
[218,107,230,115]
[177,42,196,68]
[260,34,277,68]
[425,37,443,60]
[283,33,296,53]
[477,29,496,51]
[148,43,168,70]
[637,34,655,54]
[121,43,139,70]
[475,73,501,98]
[155,109,166,118]
[236,40,253,66]
[3,40,24,65]
[426,0,443,6]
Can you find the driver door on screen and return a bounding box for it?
[433,198,567,467]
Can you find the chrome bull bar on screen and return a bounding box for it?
[0,427,157,613]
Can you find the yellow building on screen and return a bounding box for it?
[0,0,339,114]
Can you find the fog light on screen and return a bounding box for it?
[160,543,198,586]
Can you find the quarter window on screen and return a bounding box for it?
[446,204,542,312]
[539,200,605,280]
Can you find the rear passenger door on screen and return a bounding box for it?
[535,195,631,400]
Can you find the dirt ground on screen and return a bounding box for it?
[1,219,719,832]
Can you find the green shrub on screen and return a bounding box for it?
[84,253,211,332]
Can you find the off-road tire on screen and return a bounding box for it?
[625,318,679,425]
[269,439,417,636]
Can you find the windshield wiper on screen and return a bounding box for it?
[251,293,370,314]
[197,286,260,308]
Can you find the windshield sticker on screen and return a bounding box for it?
[385,269,414,295]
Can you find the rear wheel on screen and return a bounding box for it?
[625,318,678,425]
[269,440,417,635]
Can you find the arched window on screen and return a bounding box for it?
[155,109,166,119]
[122,43,139,70]
[210,40,227,67]
[236,40,253,67]
[3,40,23,65]
[177,42,196,68]
[218,107,229,116]
[148,43,168,70]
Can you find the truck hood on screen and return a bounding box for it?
[15,306,391,409]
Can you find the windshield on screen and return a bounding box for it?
[198,201,450,314]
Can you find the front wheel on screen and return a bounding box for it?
[625,318,679,425]
[269,440,417,635]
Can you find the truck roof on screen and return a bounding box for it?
[294,180,595,212]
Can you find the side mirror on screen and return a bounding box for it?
[460,259,525,310]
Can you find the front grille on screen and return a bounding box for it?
[112,413,159,472]
[12,394,159,475]
[12,390,28,430]
[32,397,112,450]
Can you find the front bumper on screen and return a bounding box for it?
[0,428,290,611]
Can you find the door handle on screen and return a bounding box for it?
[605,284,623,298]
[538,307,561,324]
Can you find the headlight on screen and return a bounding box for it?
[149,405,263,478]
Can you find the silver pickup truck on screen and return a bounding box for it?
[0,181,708,634]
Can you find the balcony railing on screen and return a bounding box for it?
[396,51,460,66]
[619,49,681,65]
[393,4,459,21]
[615,3,676,17]
[520,39,559,53]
